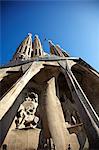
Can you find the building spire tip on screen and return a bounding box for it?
[28,33,32,37]
[48,40,55,47]
[35,34,39,38]
[48,40,53,44]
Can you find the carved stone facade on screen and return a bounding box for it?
[15,92,39,129]
[0,33,99,150]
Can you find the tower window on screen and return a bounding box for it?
[20,55,23,59]
[31,51,33,57]
[19,55,23,59]
[28,48,30,55]
[35,49,37,55]
[23,46,27,53]
[39,49,41,55]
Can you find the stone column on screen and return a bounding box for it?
[44,77,68,150]
[39,91,50,139]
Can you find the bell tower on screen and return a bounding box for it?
[12,34,45,61]
[32,35,44,57]
[12,33,33,61]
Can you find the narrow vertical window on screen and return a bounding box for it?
[35,49,37,55]
[23,46,27,53]
[28,48,30,55]
[31,51,33,57]
[39,49,41,55]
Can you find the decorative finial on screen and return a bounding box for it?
[48,40,54,47]
[34,34,38,38]
[48,40,53,44]
[28,33,32,37]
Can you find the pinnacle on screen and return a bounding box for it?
[48,40,54,47]
[11,33,69,62]
[28,33,32,37]
[34,34,39,38]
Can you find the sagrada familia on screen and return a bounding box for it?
[0,33,99,150]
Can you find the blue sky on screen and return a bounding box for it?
[1,0,99,71]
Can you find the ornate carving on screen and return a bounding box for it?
[15,92,39,129]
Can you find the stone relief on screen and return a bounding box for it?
[15,92,39,129]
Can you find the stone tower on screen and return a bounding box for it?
[32,35,44,57]
[12,33,33,61]
[0,33,99,150]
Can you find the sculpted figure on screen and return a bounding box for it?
[15,92,39,129]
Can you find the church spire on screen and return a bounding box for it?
[56,44,69,57]
[49,40,63,56]
[49,40,69,57]
[12,33,33,61]
[32,35,44,57]
[49,40,57,55]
